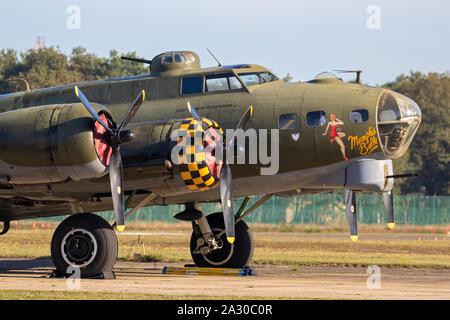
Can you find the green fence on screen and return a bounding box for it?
[30,194,449,226]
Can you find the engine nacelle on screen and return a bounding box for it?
[0,103,113,184]
[164,117,223,195]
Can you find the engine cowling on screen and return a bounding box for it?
[0,103,114,184]
[176,117,223,191]
[159,117,224,196]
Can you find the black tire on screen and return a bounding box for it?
[190,212,254,268]
[51,213,118,278]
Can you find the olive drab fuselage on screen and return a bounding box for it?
[0,51,421,221]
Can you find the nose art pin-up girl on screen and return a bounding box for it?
[322,113,349,161]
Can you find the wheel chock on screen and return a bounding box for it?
[162,266,254,276]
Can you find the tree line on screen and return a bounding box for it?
[0,47,448,195]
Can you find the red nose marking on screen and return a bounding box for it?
[204,127,223,179]
[94,114,112,166]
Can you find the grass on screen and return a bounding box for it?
[11,220,450,234]
[0,223,449,268]
[0,223,448,300]
[0,290,295,300]
[252,235,450,268]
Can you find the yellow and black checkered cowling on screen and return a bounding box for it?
[176,117,223,191]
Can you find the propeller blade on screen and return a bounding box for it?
[118,90,146,130]
[345,189,358,242]
[186,101,202,122]
[76,85,144,232]
[184,104,253,244]
[74,86,113,134]
[110,147,125,231]
[236,106,253,131]
[383,190,395,229]
[220,164,235,244]
[227,106,254,153]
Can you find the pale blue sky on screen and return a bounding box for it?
[1,0,448,85]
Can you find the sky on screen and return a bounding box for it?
[0,0,449,85]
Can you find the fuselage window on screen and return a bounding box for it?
[278,113,298,130]
[306,111,327,127]
[350,109,369,123]
[238,72,278,86]
[182,76,203,95]
[205,74,243,92]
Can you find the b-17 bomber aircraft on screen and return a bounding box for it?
[0,51,421,278]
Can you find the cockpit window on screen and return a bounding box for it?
[205,74,243,92]
[238,72,278,86]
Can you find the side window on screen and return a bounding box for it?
[205,74,243,92]
[229,76,243,90]
[278,113,298,130]
[182,76,203,95]
[238,73,260,86]
[306,111,326,127]
[350,109,369,123]
[206,75,229,92]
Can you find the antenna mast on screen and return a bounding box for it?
[206,48,222,66]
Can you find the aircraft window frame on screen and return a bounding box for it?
[174,53,185,63]
[204,73,244,93]
[184,52,196,63]
[350,109,369,123]
[278,113,298,130]
[181,76,204,95]
[306,111,327,127]
[237,72,279,87]
[161,53,173,64]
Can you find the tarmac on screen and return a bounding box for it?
[0,258,448,299]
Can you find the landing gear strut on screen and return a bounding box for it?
[190,212,254,268]
[50,213,118,278]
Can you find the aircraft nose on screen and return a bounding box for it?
[376,90,421,159]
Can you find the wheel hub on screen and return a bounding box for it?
[202,228,234,266]
[61,229,98,267]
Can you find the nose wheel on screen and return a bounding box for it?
[190,212,254,268]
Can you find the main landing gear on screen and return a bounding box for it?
[49,194,274,277]
[50,213,117,278]
[181,195,274,268]
[190,212,254,268]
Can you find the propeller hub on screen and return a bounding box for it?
[118,129,136,144]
